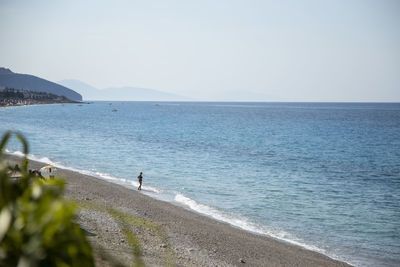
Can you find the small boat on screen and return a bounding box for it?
[112,109,117,112]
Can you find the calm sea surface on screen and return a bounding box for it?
[1,102,399,266]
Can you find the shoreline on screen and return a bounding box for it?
[0,101,81,108]
[0,98,80,107]
[4,154,352,267]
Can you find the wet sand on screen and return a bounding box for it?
[5,154,351,267]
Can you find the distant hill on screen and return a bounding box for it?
[58,79,99,100]
[59,79,189,101]
[0,87,78,107]
[100,86,189,101]
[207,89,281,102]
[0,68,82,101]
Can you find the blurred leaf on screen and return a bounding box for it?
[0,207,11,241]
[0,132,95,267]
[0,131,11,158]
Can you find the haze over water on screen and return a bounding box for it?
[1,102,400,266]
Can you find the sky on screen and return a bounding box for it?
[0,0,399,101]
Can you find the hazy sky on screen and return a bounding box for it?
[1,0,399,101]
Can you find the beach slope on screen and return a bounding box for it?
[5,155,351,267]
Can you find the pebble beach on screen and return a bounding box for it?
[5,154,351,267]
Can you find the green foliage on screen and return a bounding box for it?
[0,87,70,101]
[0,131,94,267]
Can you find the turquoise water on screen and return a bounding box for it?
[1,102,399,266]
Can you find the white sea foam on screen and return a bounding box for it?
[4,149,161,194]
[174,193,326,254]
[6,149,331,260]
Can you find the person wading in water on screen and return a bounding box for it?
[137,172,143,190]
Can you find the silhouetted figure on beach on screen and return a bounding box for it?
[9,164,21,177]
[49,168,55,178]
[14,164,20,172]
[137,172,143,190]
[28,169,43,178]
[34,170,43,178]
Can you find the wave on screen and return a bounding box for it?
[4,149,161,194]
[174,194,352,264]
[174,193,326,254]
[5,149,347,264]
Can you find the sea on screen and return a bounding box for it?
[1,102,399,266]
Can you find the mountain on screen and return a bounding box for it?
[206,89,282,102]
[0,87,78,107]
[100,87,188,101]
[58,79,99,100]
[58,79,189,101]
[0,68,82,101]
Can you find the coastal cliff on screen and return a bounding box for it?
[0,68,82,101]
[0,87,78,107]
